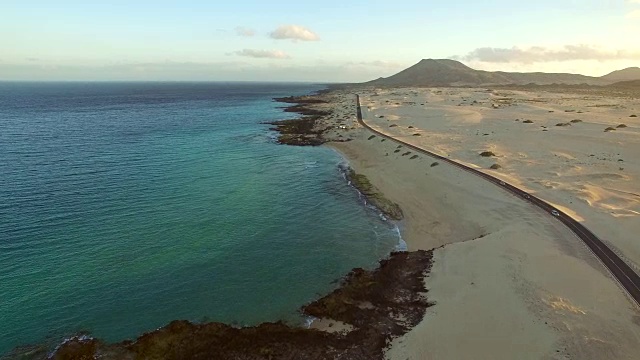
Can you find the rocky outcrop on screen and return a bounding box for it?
[345,169,404,221]
[267,95,332,146]
[50,250,433,360]
[267,117,326,146]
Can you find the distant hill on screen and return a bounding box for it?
[364,59,612,87]
[364,59,512,87]
[601,67,640,82]
[607,79,640,89]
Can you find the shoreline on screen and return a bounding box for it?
[20,84,640,359]
[330,146,408,252]
[31,88,431,360]
[270,87,640,359]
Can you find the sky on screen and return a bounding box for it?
[1,0,639,82]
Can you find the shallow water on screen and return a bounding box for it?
[0,82,400,354]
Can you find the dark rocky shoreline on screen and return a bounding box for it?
[45,251,433,360]
[266,95,333,146]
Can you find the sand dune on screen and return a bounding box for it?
[359,87,640,269]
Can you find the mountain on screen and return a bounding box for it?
[601,67,640,82]
[364,59,512,87]
[364,59,611,87]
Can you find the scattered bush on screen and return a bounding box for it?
[490,164,502,170]
[617,124,627,128]
[408,126,414,129]
[410,155,419,160]
[368,135,376,140]
[413,133,421,136]
[389,124,398,127]
[630,114,637,117]
[523,120,533,123]
[480,151,496,157]
[570,119,582,123]
[430,162,439,167]
[401,152,411,156]
[556,122,571,127]
[394,149,401,153]
[381,139,386,142]
[604,127,616,132]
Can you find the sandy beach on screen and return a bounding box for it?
[308,87,640,359]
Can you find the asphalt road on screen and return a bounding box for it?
[356,94,640,308]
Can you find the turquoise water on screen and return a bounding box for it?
[0,82,400,354]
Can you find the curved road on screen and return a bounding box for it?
[355,94,640,308]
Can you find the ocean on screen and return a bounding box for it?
[0,82,401,355]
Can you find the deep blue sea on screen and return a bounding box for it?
[0,82,400,355]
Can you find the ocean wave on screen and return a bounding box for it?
[393,225,408,252]
[48,335,94,359]
[335,161,406,252]
[303,316,317,329]
[304,161,318,169]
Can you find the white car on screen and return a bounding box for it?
[551,210,560,216]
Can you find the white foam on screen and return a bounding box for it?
[48,335,94,359]
[304,316,317,329]
[393,225,408,252]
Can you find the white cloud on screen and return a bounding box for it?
[455,45,640,63]
[235,27,256,37]
[232,49,290,59]
[269,25,319,42]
